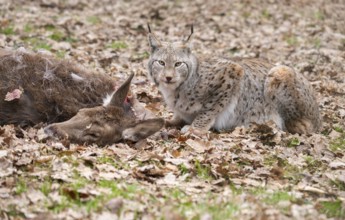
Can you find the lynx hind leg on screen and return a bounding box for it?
[265,65,321,134]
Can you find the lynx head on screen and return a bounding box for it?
[147,25,198,90]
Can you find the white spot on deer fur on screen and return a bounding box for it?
[71,73,84,82]
[102,91,115,106]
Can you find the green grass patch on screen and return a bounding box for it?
[287,137,300,147]
[304,155,323,173]
[24,24,33,33]
[314,11,325,20]
[263,191,295,205]
[106,41,128,50]
[242,11,251,19]
[313,37,321,49]
[97,156,125,169]
[264,155,301,183]
[4,204,25,218]
[329,133,345,153]
[44,24,56,31]
[330,179,345,191]
[98,179,140,199]
[178,163,189,175]
[261,9,271,19]
[40,179,53,196]
[50,31,65,41]
[0,25,15,35]
[333,126,344,133]
[23,37,52,51]
[131,51,150,61]
[87,16,101,25]
[56,50,66,58]
[194,160,212,180]
[14,178,27,195]
[319,200,345,218]
[285,35,298,46]
[167,188,238,219]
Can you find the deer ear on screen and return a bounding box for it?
[122,118,164,142]
[108,73,134,107]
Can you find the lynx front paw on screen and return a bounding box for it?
[181,125,209,138]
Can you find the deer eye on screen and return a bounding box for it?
[175,62,182,67]
[158,60,165,66]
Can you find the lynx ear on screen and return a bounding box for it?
[182,24,193,53]
[147,24,161,52]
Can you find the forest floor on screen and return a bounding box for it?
[0,0,345,219]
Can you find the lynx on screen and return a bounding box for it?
[147,26,321,134]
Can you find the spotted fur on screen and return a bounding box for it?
[147,31,321,134]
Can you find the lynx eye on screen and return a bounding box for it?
[175,62,182,67]
[158,60,165,66]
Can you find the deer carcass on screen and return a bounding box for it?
[0,48,164,145]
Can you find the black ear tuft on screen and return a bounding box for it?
[185,24,194,42]
[147,23,152,33]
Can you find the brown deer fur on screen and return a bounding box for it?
[0,48,164,145]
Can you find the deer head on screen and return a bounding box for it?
[44,73,164,145]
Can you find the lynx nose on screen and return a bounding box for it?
[166,76,172,82]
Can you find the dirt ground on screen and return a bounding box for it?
[0,0,345,219]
